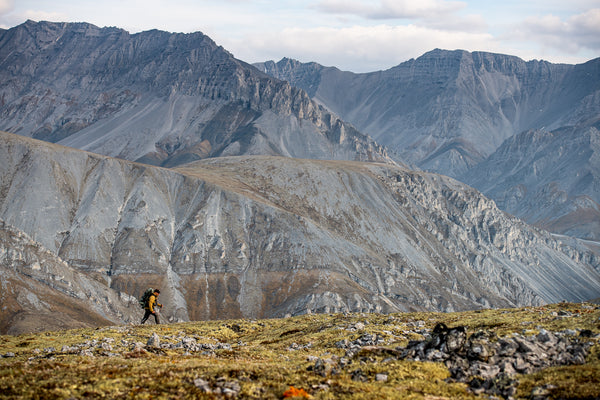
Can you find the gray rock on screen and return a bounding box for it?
[181,337,197,349]
[78,349,94,357]
[193,378,211,393]
[350,369,367,382]
[397,325,592,398]
[496,338,519,356]
[100,342,113,352]
[312,358,339,377]
[147,333,160,348]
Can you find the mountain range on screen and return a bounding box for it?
[1,20,600,334]
[255,51,600,176]
[255,52,600,239]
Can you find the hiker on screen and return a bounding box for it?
[141,289,163,324]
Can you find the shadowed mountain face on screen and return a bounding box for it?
[0,20,390,167]
[256,52,600,239]
[2,131,600,333]
[459,125,600,240]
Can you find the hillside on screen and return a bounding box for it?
[0,218,139,335]
[460,126,600,240]
[1,303,599,399]
[2,130,600,335]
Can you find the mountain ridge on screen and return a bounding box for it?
[255,50,599,174]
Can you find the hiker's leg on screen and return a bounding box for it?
[154,312,160,324]
[141,310,151,324]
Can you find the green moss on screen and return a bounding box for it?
[517,363,600,399]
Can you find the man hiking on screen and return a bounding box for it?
[141,289,163,324]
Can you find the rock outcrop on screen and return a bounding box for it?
[337,321,596,399]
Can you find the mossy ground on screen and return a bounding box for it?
[1,302,598,399]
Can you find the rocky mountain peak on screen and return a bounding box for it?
[0,20,391,167]
[254,57,330,98]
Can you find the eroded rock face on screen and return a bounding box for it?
[0,219,140,334]
[2,131,600,333]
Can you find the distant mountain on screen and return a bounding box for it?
[460,125,600,240]
[2,131,600,333]
[256,51,600,239]
[256,51,600,177]
[0,20,390,167]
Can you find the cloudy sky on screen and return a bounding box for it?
[1,0,599,72]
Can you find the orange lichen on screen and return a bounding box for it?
[283,386,311,398]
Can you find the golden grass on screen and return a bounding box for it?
[0,302,598,399]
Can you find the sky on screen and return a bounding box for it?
[1,0,599,72]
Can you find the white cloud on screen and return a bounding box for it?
[565,8,600,49]
[0,0,13,15]
[310,0,488,38]
[423,12,487,32]
[0,0,13,28]
[226,24,497,72]
[513,8,600,54]
[314,0,466,19]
